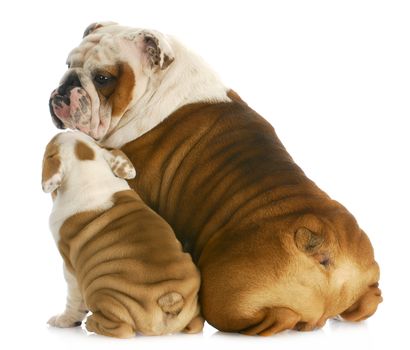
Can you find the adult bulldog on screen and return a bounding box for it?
[49,22,382,335]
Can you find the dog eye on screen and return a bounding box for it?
[94,74,112,86]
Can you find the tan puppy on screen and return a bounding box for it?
[49,23,382,335]
[42,131,202,338]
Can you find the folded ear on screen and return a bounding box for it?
[103,149,136,179]
[83,21,118,38]
[42,150,63,193]
[125,29,175,71]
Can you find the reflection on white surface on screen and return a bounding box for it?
[6,309,389,350]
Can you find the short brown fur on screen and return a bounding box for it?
[58,189,201,337]
[110,63,135,117]
[121,96,382,334]
[75,140,95,160]
[42,136,61,185]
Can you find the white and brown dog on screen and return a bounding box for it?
[49,22,231,148]
[42,131,202,338]
[49,23,382,335]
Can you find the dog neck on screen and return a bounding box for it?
[102,37,231,148]
[49,163,130,242]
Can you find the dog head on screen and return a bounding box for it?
[49,22,175,141]
[41,131,136,196]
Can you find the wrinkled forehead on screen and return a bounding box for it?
[67,25,143,70]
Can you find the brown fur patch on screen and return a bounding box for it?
[75,140,95,160]
[58,209,102,275]
[120,99,381,334]
[57,189,200,336]
[42,136,61,185]
[110,62,135,117]
[93,63,135,118]
[94,65,118,98]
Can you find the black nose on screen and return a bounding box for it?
[57,72,81,96]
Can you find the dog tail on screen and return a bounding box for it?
[157,292,184,316]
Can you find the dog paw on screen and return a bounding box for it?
[241,307,301,336]
[48,313,83,328]
[183,315,205,334]
[340,284,383,322]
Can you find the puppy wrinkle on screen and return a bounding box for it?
[45,131,200,337]
[120,97,381,334]
[58,189,200,336]
[240,307,300,336]
[86,311,135,339]
[51,25,382,334]
[88,290,136,326]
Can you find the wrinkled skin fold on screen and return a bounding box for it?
[120,100,382,334]
[49,23,382,335]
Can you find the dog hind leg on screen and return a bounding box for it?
[86,311,135,338]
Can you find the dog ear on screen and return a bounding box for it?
[103,149,136,179]
[125,30,175,71]
[142,30,175,70]
[83,22,118,38]
[294,227,324,254]
[42,144,64,193]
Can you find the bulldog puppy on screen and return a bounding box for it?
[49,23,382,335]
[42,131,202,338]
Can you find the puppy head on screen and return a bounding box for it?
[41,131,136,196]
[49,22,175,141]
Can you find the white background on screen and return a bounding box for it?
[0,1,409,349]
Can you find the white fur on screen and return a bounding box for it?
[46,131,135,328]
[103,34,231,148]
[65,25,231,148]
[42,172,63,193]
[48,131,131,243]
[48,265,87,327]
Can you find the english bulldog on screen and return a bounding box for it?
[49,22,382,335]
[42,131,202,338]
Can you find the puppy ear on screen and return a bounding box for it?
[42,145,64,193]
[103,149,136,179]
[294,227,324,254]
[83,21,117,38]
